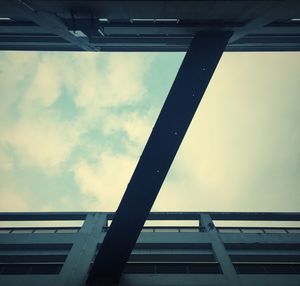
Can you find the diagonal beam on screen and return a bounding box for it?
[12,0,97,51]
[87,31,232,285]
[229,0,297,44]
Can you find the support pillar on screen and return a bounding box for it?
[200,214,241,286]
[58,213,106,286]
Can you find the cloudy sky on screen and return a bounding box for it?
[0,51,299,213]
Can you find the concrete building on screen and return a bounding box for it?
[0,212,300,286]
[0,1,300,285]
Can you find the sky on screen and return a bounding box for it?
[0,51,299,213]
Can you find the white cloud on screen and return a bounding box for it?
[73,152,137,211]
[0,189,29,212]
[74,53,151,112]
[101,111,153,154]
[0,53,76,173]
[1,115,80,173]
[122,113,153,146]
[0,52,153,175]
[0,53,38,122]
[22,58,61,109]
[0,51,156,212]
[0,149,13,171]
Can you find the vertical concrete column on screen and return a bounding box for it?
[58,213,107,286]
[200,214,241,286]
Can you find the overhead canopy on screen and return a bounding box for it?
[1,0,300,51]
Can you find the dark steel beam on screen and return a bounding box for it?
[0,212,88,221]
[86,31,232,285]
[1,211,299,222]
[106,212,300,221]
[209,212,300,221]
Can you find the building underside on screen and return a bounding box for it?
[0,0,300,52]
[0,1,300,285]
